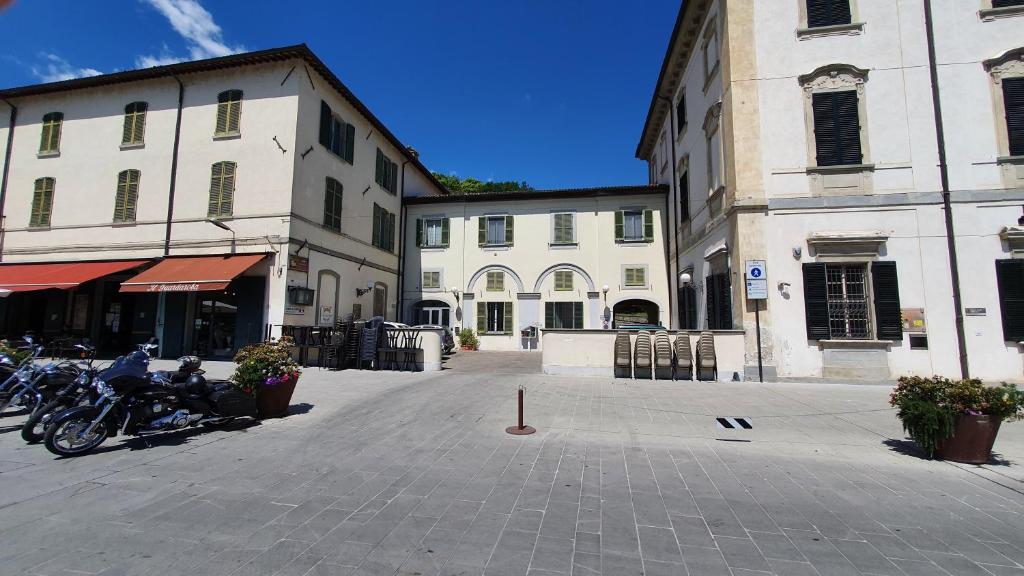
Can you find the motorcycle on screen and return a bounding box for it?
[0,338,68,418]
[43,345,257,457]
[21,343,100,443]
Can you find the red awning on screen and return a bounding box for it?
[119,254,266,293]
[0,260,149,292]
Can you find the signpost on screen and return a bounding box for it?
[744,260,767,382]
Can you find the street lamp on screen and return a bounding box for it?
[206,218,235,254]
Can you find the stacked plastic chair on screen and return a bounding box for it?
[633,331,653,380]
[614,331,632,379]
[696,331,718,381]
[653,330,673,380]
[674,333,693,381]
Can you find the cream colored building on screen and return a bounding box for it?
[638,0,1024,380]
[401,187,671,351]
[0,45,445,357]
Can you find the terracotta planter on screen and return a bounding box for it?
[460,345,477,351]
[936,414,1002,464]
[257,376,299,419]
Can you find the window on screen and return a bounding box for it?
[996,260,1024,342]
[29,177,54,227]
[703,20,720,81]
[422,270,441,290]
[993,0,1024,6]
[802,261,902,340]
[678,284,698,330]
[478,215,513,246]
[477,301,513,334]
[372,203,395,252]
[113,169,140,223]
[546,302,583,329]
[679,170,690,222]
[375,148,398,193]
[676,92,687,132]
[1004,77,1024,157]
[486,271,504,292]
[208,161,236,217]
[319,101,355,163]
[122,102,147,146]
[706,273,733,329]
[215,90,242,136]
[39,112,62,154]
[806,0,852,28]
[552,212,575,244]
[624,266,647,288]
[416,217,449,248]
[554,270,573,291]
[812,90,863,166]
[615,209,653,242]
[324,177,343,232]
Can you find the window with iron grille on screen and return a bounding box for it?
[113,169,140,223]
[39,112,62,154]
[215,90,242,136]
[825,263,871,339]
[122,102,147,146]
[324,177,343,232]
[208,161,236,217]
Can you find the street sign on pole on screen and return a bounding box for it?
[744,260,768,382]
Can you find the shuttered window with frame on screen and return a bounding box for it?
[417,217,449,248]
[545,301,584,329]
[479,215,513,246]
[39,112,62,154]
[554,270,573,291]
[486,271,504,292]
[806,0,852,28]
[676,92,687,132]
[552,212,574,244]
[375,148,398,193]
[616,209,653,242]
[812,90,862,166]
[122,102,147,146]
[29,177,55,227]
[113,169,140,223]
[208,161,236,218]
[705,273,733,330]
[215,90,242,136]
[871,261,902,340]
[319,100,355,163]
[1004,77,1024,157]
[803,262,901,340]
[323,177,343,232]
[478,301,512,334]
[996,259,1024,342]
[624,266,646,288]
[371,203,395,252]
[422,270,441,290]
[679,171,690,222]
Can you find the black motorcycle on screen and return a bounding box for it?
[43,348,257,457]
[21,343,100,443]
[0,339,77,418]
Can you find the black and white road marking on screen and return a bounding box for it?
[716,417,752,430]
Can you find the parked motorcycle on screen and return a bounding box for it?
[0,338,65,418]
[21,343,100,443]
[43,346,257,457]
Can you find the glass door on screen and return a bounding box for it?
[192,295,238,358]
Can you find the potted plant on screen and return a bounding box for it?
[232,336,302,419]
[890,376,1024,463]
[458,328,479,351]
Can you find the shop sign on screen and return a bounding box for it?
[289,255,309,273]
[146,283,201,292]
[901,308,926,333]
[285,306,304,316]
[965,307,986,316]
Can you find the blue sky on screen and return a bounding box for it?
[0,0,678,189]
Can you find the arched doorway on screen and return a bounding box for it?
[413,299,452,326]
[612,299,660,328]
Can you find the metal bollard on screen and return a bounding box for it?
[506,385,536,435]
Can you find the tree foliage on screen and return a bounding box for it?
[432,172,533,195]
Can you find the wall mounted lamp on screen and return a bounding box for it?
[450,287,461,302]
[679,272,692,286]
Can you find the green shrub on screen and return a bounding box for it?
[458,329,478,349]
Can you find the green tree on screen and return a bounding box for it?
[432,172,533,194]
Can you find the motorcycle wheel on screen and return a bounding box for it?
[0,393,36,418]
[21,399,70,443]
[44,409,109,456]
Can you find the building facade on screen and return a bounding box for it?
[0,45,445,357]
[637,0,1024,380]
[402,187,671,351]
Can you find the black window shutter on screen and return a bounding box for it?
[871,261,902,340]
[319,101,331,148]
[574,302,584,329]
[679,171,690,222]
[676,93,686,132]
[679,285,697,330]
[802,263,830,340]
[344,123,356,162]
[996,259,1024,342]
[812,91,861,167]
[812,93,839,166]
[545,302,554,328]
[1003,78,1024,157]
[717,274,732,330]
[807,0,851,28]
[705,275,717,329]
[834,90,862,165]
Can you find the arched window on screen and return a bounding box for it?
[113,169,140,223]
[208,161,236,217]
[215,89,243,136]
[122,102,147,145]
[39,112,63,154]
[324,177,343,232]
[30,177,55,227]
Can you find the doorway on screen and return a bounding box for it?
[414,300,451,326]
[612,299,660,328]
[192,294,238,358]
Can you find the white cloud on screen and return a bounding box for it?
[31,53,103,82]
[136,0,244,68]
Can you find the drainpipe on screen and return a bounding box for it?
[0,99,17,263]
[923,0,970,379]
[396,159,410,323]
[657,95,678,329]
[163,77,185,256]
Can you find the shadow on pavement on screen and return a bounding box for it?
[883,438,1014,466]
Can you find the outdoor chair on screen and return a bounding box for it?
[653,330,673,380]
[614,331,632,379]
[674,332,693,381]
[399,330,422,371]
[696,331,718,381]
[633,330,652,380]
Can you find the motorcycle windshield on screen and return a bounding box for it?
[98,355,149,382]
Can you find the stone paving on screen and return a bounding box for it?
[1,353,1024,575]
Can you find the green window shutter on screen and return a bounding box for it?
[208,162,222,217]
[478,217,487,246]
[643,209,654,241]
[390,161,399,193]
[495,272,504,291]
[415,218,423,247]
[215,101,228,135]
[614,211,624,241]
[319,101,332,147]
[40,112,62,153]
[545,302,554,328]
[372,204,381,247]
[344,123,355,163]
[133,104,146,144]
[441,218,450,246]
[113,170,128,222]
[505,215,514,246]
[573,302,584,329]
[222,162,235,216]
[39,122,50,153]
[503,302,513,334]
[30,177,54,227]
[375,149,384,185]
[122,107,134,145]
[216,90,241,135]
[125,169,139,221]
[477,301,486,332]
[388,212,396,251]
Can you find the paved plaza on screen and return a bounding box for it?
[2,353,1024,576]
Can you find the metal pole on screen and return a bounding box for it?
[506,384,535,435]
[518,387,524,430]
[754,300,763,382]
